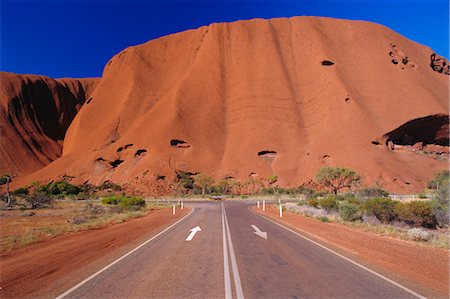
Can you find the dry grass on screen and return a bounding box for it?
[285,204,449,249]
[0,199,170,252]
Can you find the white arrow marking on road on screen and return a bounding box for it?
[251,225,267,239]
[185,226,202,241]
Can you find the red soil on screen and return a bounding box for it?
[0,207,190,299]
[253,205,449,298]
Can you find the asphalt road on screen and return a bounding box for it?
[58,201,424,299]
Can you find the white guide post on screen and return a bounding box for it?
[173,204,176,215]
[262,200,265,211]
[257,201,260,208]
[181,201,184,210]
[279,204,282,218]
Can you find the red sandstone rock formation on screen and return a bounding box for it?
[7,17,449,193]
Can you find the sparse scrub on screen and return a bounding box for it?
[102,195,146,211]
[307,198,319,208]
[25,194,53,209]
[407,228,431,242]
[395,201,436,228]
[339,201,361,221]
[357,187,389,199]
[98,181,122,191]
[12,187,29,196]
[363,197,398,223]
[318,195,339,212]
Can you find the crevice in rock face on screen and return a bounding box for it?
[156,175,166,180]
[124,144,133,149]
[135,149,147,157]
[383,114,449,146]
[430,53,449,75]
[257,150,277,157]
[382,114,449,160]
[109,159,124,168]
[321,60,335,66]
[170,139,191,148]
[95,157,105,162]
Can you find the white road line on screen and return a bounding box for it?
[222,203,232,299]
[251,208,427,299]
[224,205,245,299]
[55,208,195,299]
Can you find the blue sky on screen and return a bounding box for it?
[1,0,448,78]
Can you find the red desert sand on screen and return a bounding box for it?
[2,17,448,194]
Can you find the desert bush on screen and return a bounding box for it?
[98,181,122,191]
[102,196,146,211]
[427,170,449,189]
[36,181,80,196]
[395,201,436,228]
[71,216,88,225]
[357,187,389,199]
[84,204,104,216]
[307,198,319,208]
[25,194,53,209]
[311,191,329,199]
[318,216,330,222]
[13,187,29,196]
[119,197,146,210]
[430,176,449,227]
[79,183,96,194]
[407,228,431,242]
[339,201,361,221]
[318,195,339,212]
[193,173,214,195]
[363,198,398,223]
[102,196,121,205]
[294,186,315,198]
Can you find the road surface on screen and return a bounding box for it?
[58,201,424,299]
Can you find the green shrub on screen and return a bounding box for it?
[357,187,389,198]
[318,216,330,222]
[363,198,398,223]
[339,201,361,221]
[102,196,146,211]
[118,197,146,210]
[307,198,319,208]
[102,196,121,205]
[36,181,80,195]
[318,195,339,212]
[427,170,449,189]
[13,187,29,195]
[98,181,122,191]
[430,176,449,227]
[395,201,436,228]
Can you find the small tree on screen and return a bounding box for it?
[315,167,361,194]
[0,174,17,206]
[193,173,214,195]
